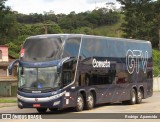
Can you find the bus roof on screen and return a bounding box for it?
[26,34,151,44]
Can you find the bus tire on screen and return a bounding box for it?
[136,89,143,104]
[86,92,94,110]
[36,108,47,113]
[75,94,84,112]
[129,89,136,105]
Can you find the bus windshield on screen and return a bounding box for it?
[18,66,61,91]
[22,36,81,62]
[22,37,64,62]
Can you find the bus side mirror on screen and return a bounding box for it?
[8,59,19,75]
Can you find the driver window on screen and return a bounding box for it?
[62,59,76,87]
[62,71,71,86]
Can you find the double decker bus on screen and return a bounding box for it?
[9,34,153,113]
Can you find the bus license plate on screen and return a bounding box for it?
[33,104,41,107]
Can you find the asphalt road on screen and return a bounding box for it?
[0,92,160,121]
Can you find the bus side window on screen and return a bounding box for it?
[78,73,92,86]
[62,71,72,87]
[79,74,86,86]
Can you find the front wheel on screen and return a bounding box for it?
[75,94,84,112]
[36,108,47,113]
[86,93,94,110]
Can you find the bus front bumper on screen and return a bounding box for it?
[17,92,66,109]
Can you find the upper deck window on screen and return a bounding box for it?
[21,36,81,62]
[63,37,81,58]
[22,37,64,62]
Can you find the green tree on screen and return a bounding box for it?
[47,22,63,34]
[73,27,93,34]
[117,0,159,47]
[0,0,18,44]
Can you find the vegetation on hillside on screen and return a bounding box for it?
[93,14,124,37]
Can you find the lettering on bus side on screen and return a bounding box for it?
[126,50,148,74]
[92,58,111,68]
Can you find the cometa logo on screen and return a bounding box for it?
[92,58,111,68]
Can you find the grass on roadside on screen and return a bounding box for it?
[0,99,17,103]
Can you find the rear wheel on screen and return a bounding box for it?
[136,89,143,104]
[129,89,136,105]
[36,108,47,113]
[86,92,94,110]
[75,94,84,112]
[123,89,136,105]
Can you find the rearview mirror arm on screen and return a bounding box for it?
[8,59,19,75]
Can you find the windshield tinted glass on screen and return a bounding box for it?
[18,66,60,91]
[22,37,64,62]
[22,36,81,62]
[63,37,81,57]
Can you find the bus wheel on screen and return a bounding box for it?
[136,89,143,104]
[86,92,94,110]
[49,108,58,112]
[36,108,47,113]
[129,89,136,105]
[75,94,84,112]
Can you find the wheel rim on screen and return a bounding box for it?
[138,91,142,101]
[132,92,136,103]
[77,96,83,110]
[87,95,94,108]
